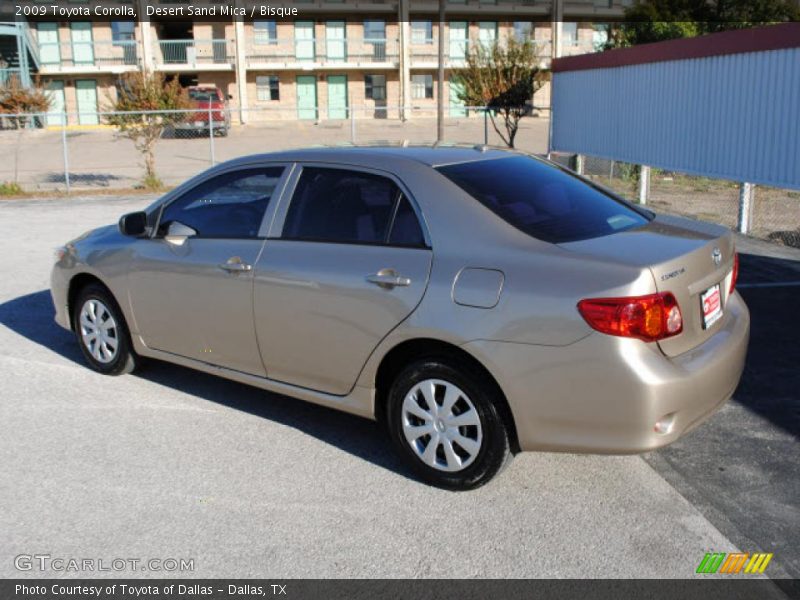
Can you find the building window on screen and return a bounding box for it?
[411,21,433,44]
[364,20,386,41]
[562,22,578,45]
[256,75,280,101]
[254,21,278,45]
[411,74,433,99]
[513,22,533,42]
[365,74,386,101]
[111,21,135,45]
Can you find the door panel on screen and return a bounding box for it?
[327,75,348,120]
[253,243,432,395]
[449,22,467,62]
[127,166,288,376]
[71,22,94,65]
[296,75,317,120]
[38,23,61,65]
[295,21,315,61]
[326,21,346,62]
[128,238,267,376]
[449,80,467,117]
[75,80,99,125]
[46,81,65,126]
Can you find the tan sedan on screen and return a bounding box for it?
[51,147,749,489]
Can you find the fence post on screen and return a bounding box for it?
[61,114,70,195]
[484,109,489,146]
[208,105,215,166]
[575,154,584,175]
[638,165,650,205]
[737,182,755,234]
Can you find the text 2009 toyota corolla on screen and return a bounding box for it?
[51,147,749,489]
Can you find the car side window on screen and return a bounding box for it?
[389,195,426,247]
[282,167,425,246]
[158,167,284,239]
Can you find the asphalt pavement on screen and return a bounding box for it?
[0,194,796,589]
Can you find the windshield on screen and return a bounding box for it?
[437,155,650,244]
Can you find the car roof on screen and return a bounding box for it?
[221,145,519,170]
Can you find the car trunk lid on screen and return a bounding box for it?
[560,214,736,357]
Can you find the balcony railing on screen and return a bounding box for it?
[0,68,24,86]
[38,40,139,68]
[156,40,234,66]
[410,38,553,66]
[246,37,399,67]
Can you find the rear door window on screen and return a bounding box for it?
[282,167,426,247]
[437,156,649,243]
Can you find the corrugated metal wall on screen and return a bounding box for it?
[551,47,800,190]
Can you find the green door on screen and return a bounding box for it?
[38,23,61,65]
[327,75,348,120]
[295,21,315,61]
[326,21,346,62]
[449,22,467,63]
[296,75,318,120]
[449,80,467,118]
[75,79,99,125]
[71,22,94,65]
[46,81,66,126]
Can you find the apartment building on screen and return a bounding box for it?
[1,0,631,125]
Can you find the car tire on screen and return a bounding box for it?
[386,358,512,490]
[73,283,139,376]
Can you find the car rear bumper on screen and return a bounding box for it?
[464,292,750,453]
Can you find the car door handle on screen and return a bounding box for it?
[366,269,411,289]
[219,258,252,273]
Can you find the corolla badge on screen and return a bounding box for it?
[712,247,722,267]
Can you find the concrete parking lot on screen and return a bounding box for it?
[0,194,797,589]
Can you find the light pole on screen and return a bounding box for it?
[437,0,445,143]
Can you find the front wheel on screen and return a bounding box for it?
[386,358,512,490]
[73,283,139,376]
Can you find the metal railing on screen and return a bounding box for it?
[245,38,400,67]
[156,40,234,66]
[0,68,24,86]
[409,38,553,66]
[38,40,140,68]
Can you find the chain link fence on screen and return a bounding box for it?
[549,153,800,249]
[0,108,798,248]
[0,105,549,192]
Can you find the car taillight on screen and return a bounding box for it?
[730,252,739,294]
[577,292,683,342]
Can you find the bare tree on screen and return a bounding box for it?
[452,36,545,148]
[105,72,189,189]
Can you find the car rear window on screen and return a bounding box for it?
[189,89,221,102]
[436,156,650,244]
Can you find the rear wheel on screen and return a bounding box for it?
[386,358,512,490]
[73,283,139,376]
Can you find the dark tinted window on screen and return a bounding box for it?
[159,167,283,238]
[389,196,425,247]
[437,156,649,243]
[283,167,401,244]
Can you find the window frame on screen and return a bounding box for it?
[151,163,294,241]
[269,163,431,249]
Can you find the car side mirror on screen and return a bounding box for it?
[164,221,197,246]
[119,211,147,237]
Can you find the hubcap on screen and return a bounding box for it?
[401,379,483,473]
[79,299,119,364]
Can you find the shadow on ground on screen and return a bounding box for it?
[0,289,409,482]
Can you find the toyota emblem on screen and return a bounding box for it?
[712,248,722,266]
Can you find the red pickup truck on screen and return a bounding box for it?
[176,85,231,137]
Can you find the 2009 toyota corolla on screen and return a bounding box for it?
[51,147,750,489]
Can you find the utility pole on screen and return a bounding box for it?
[437,0,445,143]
